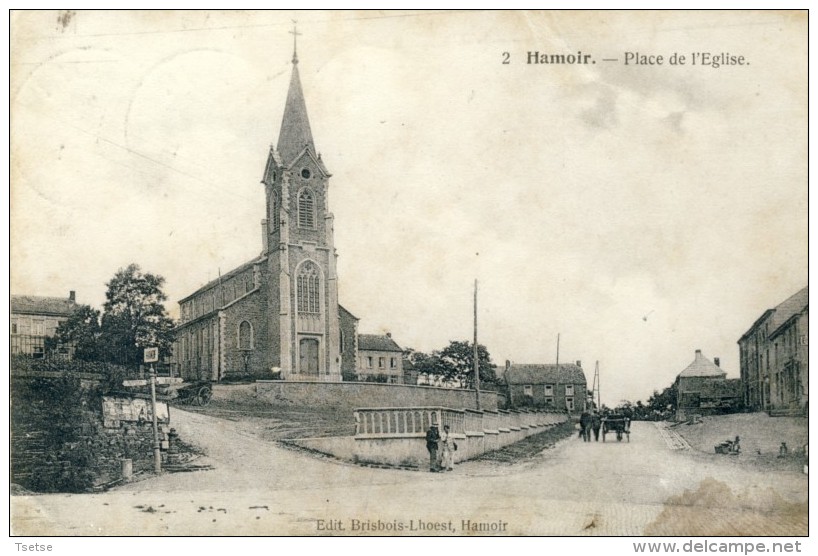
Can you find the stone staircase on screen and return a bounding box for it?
[655,422,691,451]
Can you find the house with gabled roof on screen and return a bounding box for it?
[504,361,588,412]
[675,349,740,420]
[10,291,78,359]
[738,286,808,414]
[356,333,404,384]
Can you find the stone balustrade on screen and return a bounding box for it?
[350,406,568,468]
[355,407,439,437]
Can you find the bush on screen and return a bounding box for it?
[11,354,115,375]
[10,355,134,395]
[11,373,102,492]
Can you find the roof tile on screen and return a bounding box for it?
[11,295,76,317]
[768,286,808,339]
[358,334,403,352]
[678,350,726,378]
[505,363,587,385]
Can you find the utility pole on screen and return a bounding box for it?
[555,333,560,369]
[595,361,601,411]
[473,279,480,410]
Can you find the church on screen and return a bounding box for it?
[172,38,392,382]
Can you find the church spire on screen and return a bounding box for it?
[276,23,315,165]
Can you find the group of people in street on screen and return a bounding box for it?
[425,423,456,472]
[579,410,603,442]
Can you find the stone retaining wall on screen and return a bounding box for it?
[230,381,499,412]
[11,375,171,492]
[289,407,568,469]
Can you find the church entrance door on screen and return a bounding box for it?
[299,338,319,375]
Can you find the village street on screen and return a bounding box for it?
[12,409,808,536]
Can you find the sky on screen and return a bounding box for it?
[9,11,808,407]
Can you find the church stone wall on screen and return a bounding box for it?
[175,315,219,382]
[220,290,273,379]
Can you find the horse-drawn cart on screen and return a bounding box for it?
[601,414,630,442]
[168,380,213,406]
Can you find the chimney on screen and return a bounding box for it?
[695,349,702,356]
[576,360,582,367]
[714,357,721,367]
[505,360,511,372]
[69,291,76,302]
[261,219,268,252]
[386,332,391,338]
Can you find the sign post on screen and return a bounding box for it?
[144,347,161,474]
[122,350,180,474]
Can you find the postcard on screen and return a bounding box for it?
[9,10,808,540]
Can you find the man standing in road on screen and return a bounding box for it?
[591,410,602,441]
[426,423,441,472]
[579,410,592,442]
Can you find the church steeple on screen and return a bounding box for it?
[276,23,315,166]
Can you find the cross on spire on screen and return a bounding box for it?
[289,21,301,65]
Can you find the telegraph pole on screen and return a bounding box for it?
[595,361,601,411]
[473,279,480,410]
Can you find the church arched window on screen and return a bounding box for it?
[238,320,253,350]
[270,191,280,232]
[296,261,320,314]
[298,188,316,229]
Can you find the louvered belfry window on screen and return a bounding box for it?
[270,191,280,231]
[297,262,320,314]
[298,188,315,229]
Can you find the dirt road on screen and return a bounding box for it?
[12,410,807,536]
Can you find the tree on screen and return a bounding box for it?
[404,348,445,386]
[403,347,426,369]
[99,264,175,368]
[52,304,102,361]
[403,342,496,388]
[437,340,497,389]
[648,383,678,416]
[615,399,635,418]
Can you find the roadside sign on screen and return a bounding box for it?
[144,347,159,363]
[123,377,182,387]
